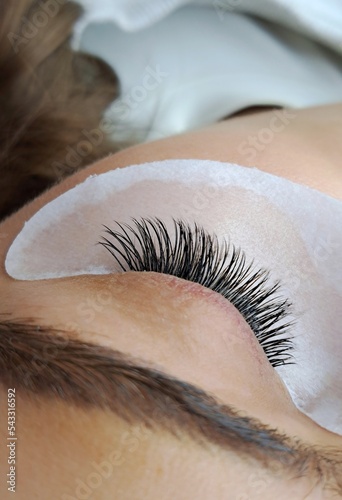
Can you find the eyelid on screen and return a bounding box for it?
[99,216,294,367]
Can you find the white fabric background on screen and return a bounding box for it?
[72,0,342,142]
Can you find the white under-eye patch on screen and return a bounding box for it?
[5,159,342,435]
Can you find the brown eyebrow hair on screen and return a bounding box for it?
[0,318,341,495]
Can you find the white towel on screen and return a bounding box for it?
[72,0,342,141]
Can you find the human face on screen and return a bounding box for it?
[0,103,342,499]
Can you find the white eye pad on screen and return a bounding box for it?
[5,159,342,434]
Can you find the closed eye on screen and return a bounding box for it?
[98,217,295,368]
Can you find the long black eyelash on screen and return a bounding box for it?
[99,217,294,367]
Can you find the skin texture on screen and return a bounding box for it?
[0,103,342,499]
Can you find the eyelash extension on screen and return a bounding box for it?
[99,217,294,367]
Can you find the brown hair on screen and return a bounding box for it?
[0,0,124,220]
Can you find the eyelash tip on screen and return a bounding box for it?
[98,217,296,368]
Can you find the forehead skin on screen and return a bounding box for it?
[0,391,323,500]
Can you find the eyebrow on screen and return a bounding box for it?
[0,317,341,494]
